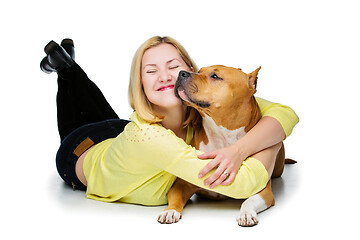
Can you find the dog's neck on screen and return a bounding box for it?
[198,97,261,152]
[199,114,246,152]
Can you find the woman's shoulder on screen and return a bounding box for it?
[124,112,175,142]
[129,112,164,132]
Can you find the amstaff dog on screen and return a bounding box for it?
[157,65,293,226]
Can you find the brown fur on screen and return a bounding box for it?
[159,65,286,224]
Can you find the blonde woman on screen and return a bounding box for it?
[41,36,298,206]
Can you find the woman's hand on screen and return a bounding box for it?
[197,117,287,189]
[197,144,247,189]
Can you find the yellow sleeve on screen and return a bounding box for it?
[129,122,268,199]
[255,97,299,138]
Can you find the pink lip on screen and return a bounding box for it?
[157,84,175,91]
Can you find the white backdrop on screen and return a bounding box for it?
[1,0,359,238]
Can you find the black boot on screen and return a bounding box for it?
[61,38,75,60]
[40,40,74,74]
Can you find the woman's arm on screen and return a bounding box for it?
[198,98,299,188]
[198,116,285,187]
[129,118,269,199]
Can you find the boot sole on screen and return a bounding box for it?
[61,38,74,47]
[44,40,59,55]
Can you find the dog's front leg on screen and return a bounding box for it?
[158,178,198,224]
[237,180,275,227]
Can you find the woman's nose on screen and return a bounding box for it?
[159,70,172,82]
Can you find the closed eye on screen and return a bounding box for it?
[210,73,223,80]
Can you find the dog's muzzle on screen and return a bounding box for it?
[175,71,210,108]
[178,70,191,81]
[175,70,191,98]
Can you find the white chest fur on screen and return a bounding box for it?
[199,114,246,152]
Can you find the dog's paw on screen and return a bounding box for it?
[157,209,182,224]
[237,210,259,227]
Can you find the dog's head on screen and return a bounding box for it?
[175,65,261,118]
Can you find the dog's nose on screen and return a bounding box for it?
[179,71,191,80]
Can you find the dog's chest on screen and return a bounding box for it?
[199,115,246,152]
[196,115,247,200]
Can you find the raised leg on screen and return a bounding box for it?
[56,64,119,141]
[40,40,119,141]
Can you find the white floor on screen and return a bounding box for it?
[4,147,353,239]
[2,1,360,239]
[8,161,303,239]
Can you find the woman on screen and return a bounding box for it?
[40,36,298,205]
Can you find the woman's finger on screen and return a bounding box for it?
[198,156,221,178]
[209,171,230,189]
[203,162,226,185]
[197,151,217,160]
[220,172,236,185]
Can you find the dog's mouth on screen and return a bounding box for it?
[175,83,210,108]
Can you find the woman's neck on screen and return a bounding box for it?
[154,105,187,140]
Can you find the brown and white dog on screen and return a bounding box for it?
[157,65,293,226]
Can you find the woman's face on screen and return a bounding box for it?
[141,43,192,111]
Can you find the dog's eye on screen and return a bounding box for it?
[211,73,223,80]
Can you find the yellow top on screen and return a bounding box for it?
[83,97,299,205]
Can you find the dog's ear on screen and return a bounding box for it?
[247,66,261,90]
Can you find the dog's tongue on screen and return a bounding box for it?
[177,88,188,101]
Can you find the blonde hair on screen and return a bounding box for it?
[128,36,201,127]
